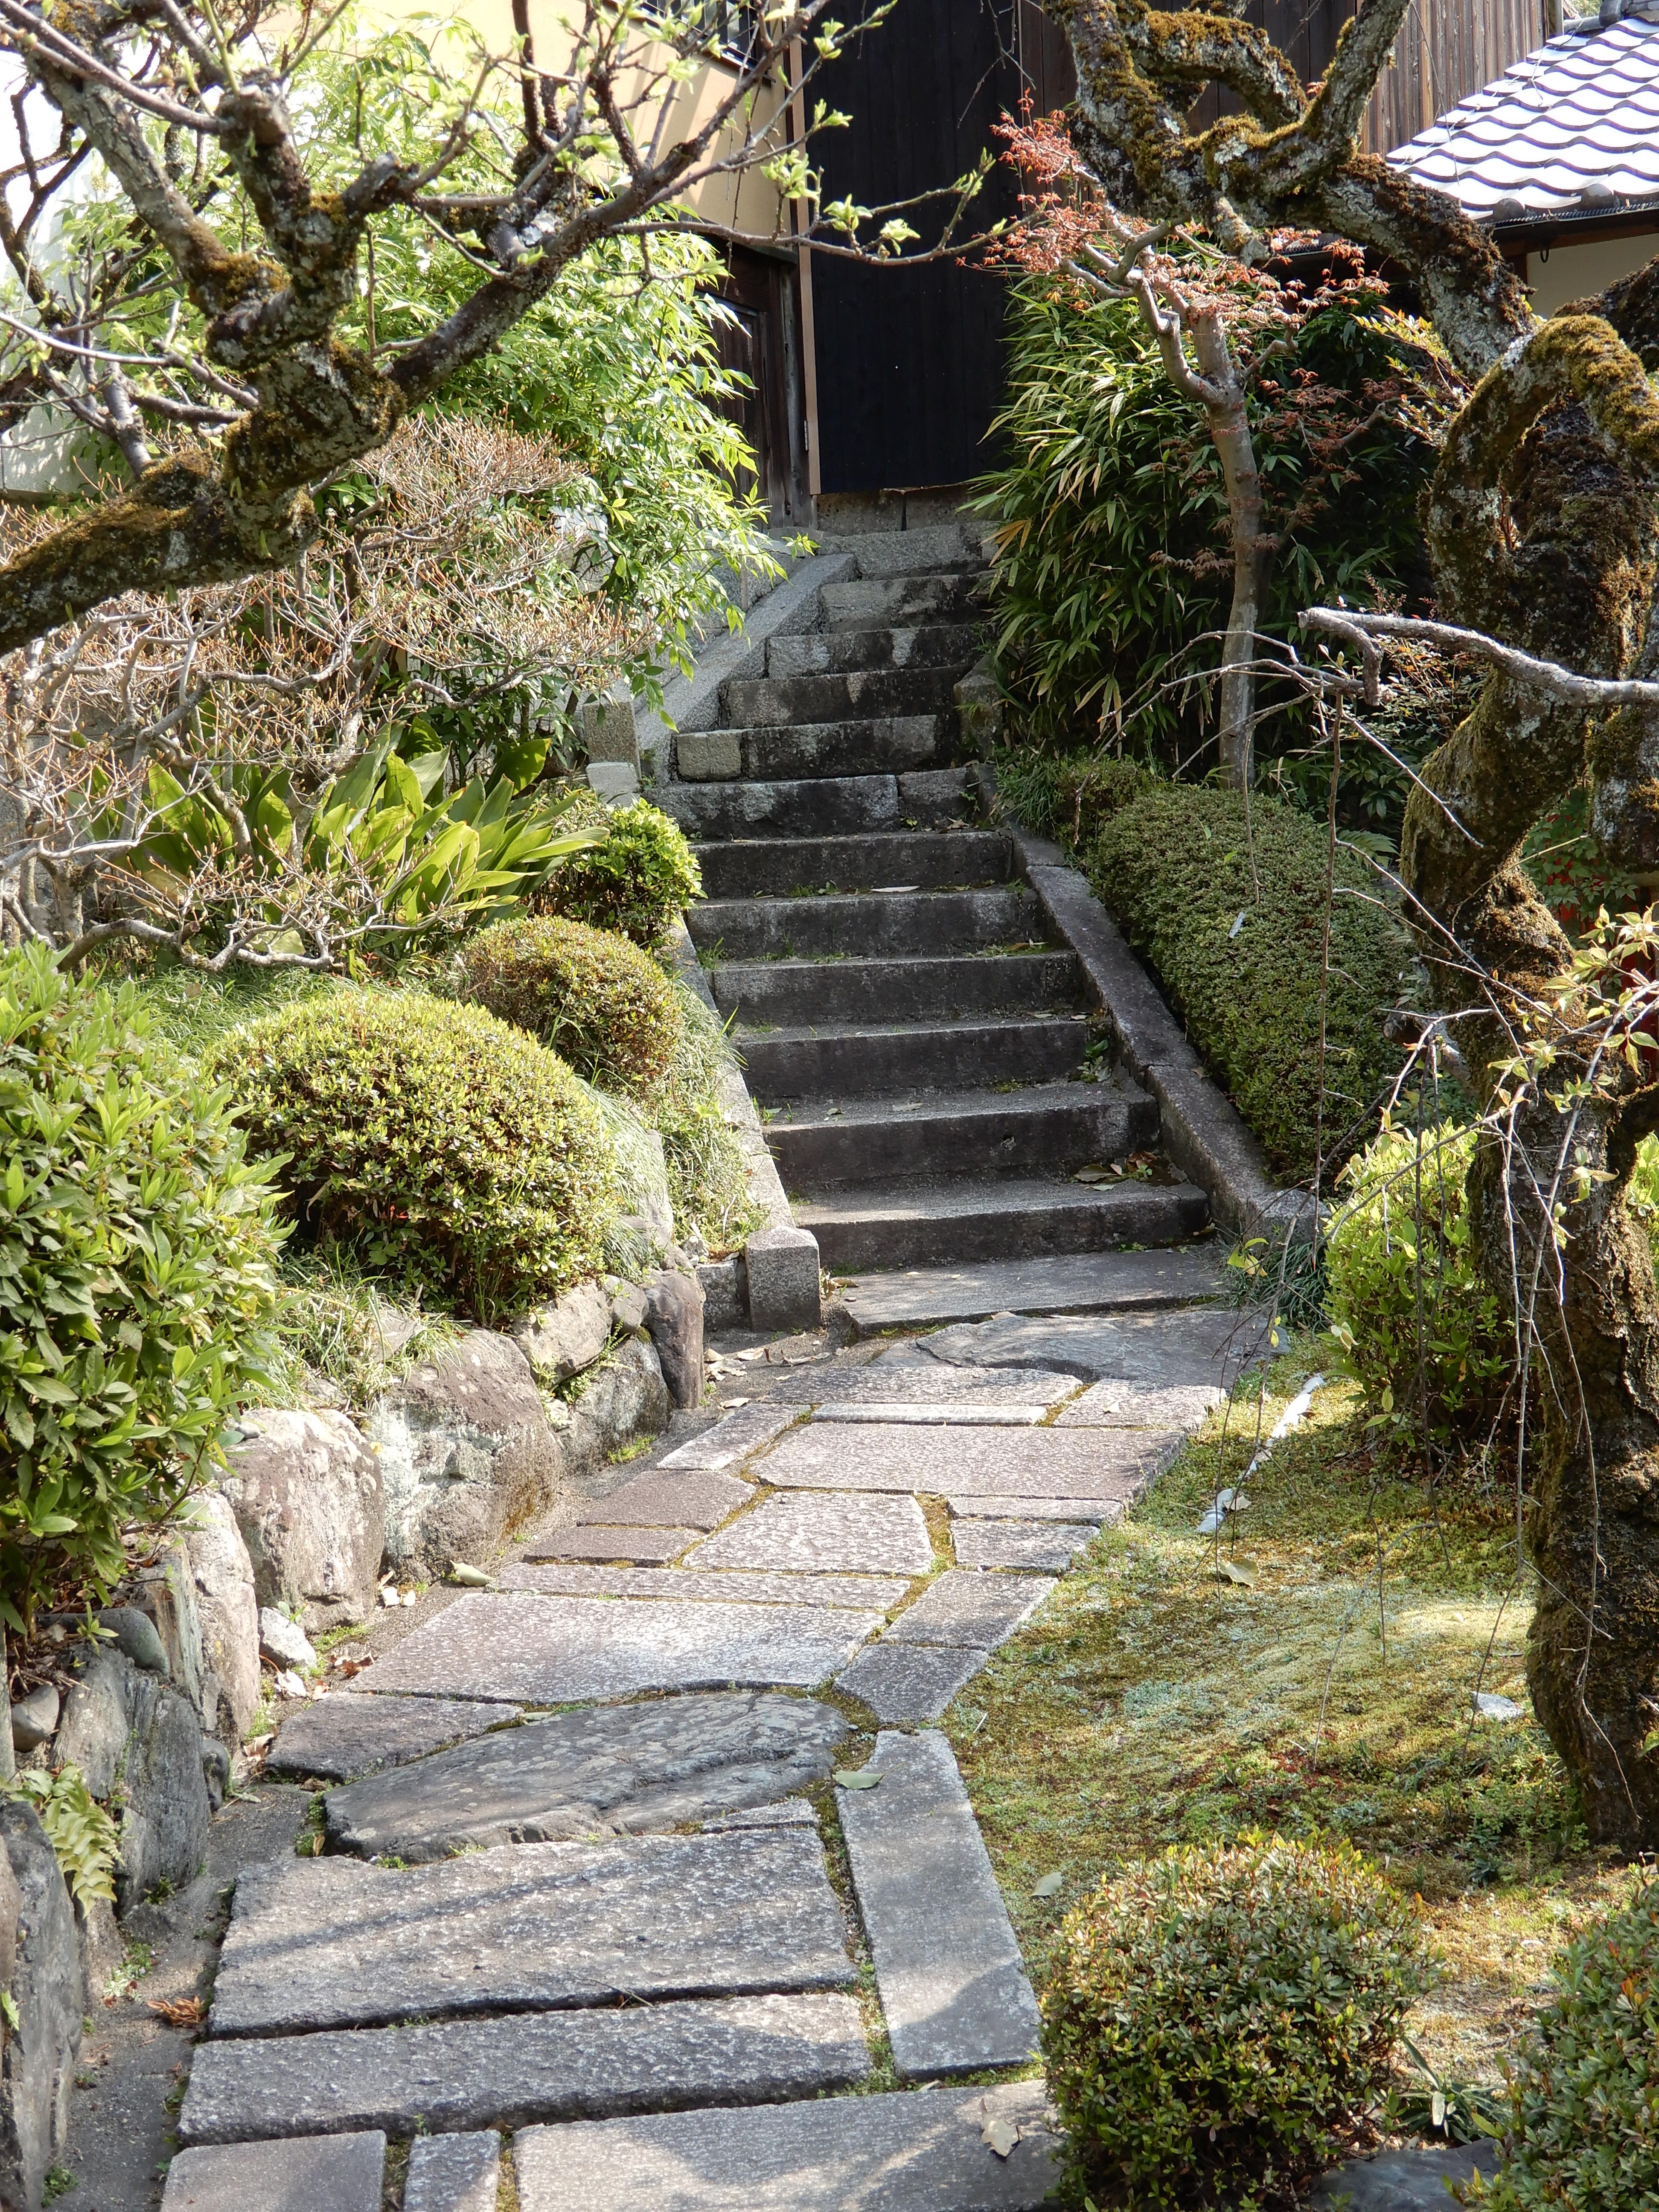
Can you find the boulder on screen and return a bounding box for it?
[221,1409,386,1632]
[608,1281,649,1333]
[258,1611,317,1673]
[183,1492,262,1744]
[563,1337,674,1477]
[0,1799,83,2212]
[509,1280,612,1384]
[645,1270,705,1410]
[9,1690,58,1759]
[123,1537,205,1716]
[52,1649,211,1917]
[365,1331,565,1578]
[95,1607,168,1675]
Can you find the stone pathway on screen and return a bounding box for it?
[166,1309,1272,2211]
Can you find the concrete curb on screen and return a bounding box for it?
[1004,824,1316,1247]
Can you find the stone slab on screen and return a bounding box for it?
[953,1521,1096,1572]
[209,1829,854,2037]
[780,1362,1080,1407]
[841,1247,1227,1330]
[885,1570,1055,1650]
[1055,1380,1225,1430]
[265,1693,523,1783]
[559,1468,753,1531]
[180,1994,867,2145]
[527,1525,701,1565]
[499,1564,911,1610]
[405,2131,500,2212]
[688,1491,933,1577]
[840,1730,1041,2076]
[947,1493,1129,1524]
[321,1692,849,1860]
[757,1423,1175,1502]
[922,1305,1269,1385]
[700,1799,819,1832]
[835,1643,989,1724]
[355,1592,882,1702]
[513,2081,1058,2211]
[1309,2143,1503,2212]
[160,2131,385,2211]
[809,1403,1050,1426]
[658,1403,801,1470]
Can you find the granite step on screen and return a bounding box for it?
[691,828,1013,899]
[721,668,962,726]
[847,524,984,576]
[763,1078,1157,1186]
[711,949,1081,1027]
[797,1173,1208,1271]
[661,767,972,841]
[687,886,1048,962]
[736,1016,1089,1101]
[838,1245,1235,1333]
[676,716,949,785]
[766,621,985,679]
[819,574,987,629]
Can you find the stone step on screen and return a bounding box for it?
[688,887,1046,963]
[160,2132,386,2211]
[677,716,949,785]
[837,1729,1041,2076]
[661,767,972,841]
[838,1246,1234,1334]
[848,523,983,575]
[738,1017,1089,1100]
[179,1994,868,2146]
[692,829,1012,899]
[509,2081,1059,2211]
[721,668,962,727]
[711,951,1082,1027]
[766,621,985,679]
[764,1079,1157,1187]
[797,1174,1210,1271]
[819,574,987,630]
[208,1828,856,2039]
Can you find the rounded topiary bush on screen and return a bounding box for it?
[0,944,282,1631]
[1042,1835,1430,2210]
[209,989,616,1318]
[1326,1118,1510,1454]
[537,795,701,947]
[455,914,684,1103]
[1469,1881,1659,2211]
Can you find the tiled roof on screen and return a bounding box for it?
[1387,12,1659,222]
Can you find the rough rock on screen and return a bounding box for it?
[1309,2143,1503,2211]
[160,2131,386,2211]
[405,2131,501,2212]
[209,1830,856,2037]
[835,1643,989,1725]
[96,1606,168,1673]
[9,1687,58,1756]
[320,1692,850,1860]
[510,1280,613,1382]
[511,2081,1059,2211]
[698,1255,746,1333]
[364,1331,558,1577]
[645,1269,706,1409]
[183,1490,262,1743]
[838,1731,1041,2076]
[221,1408,385,1630]
[180,1996,867,2147]
[0,1800,83,2212]
[266,1693,523,1784]
[561,1338,673,1481]
[609,1283,650,1333]
[125,1539,205,1715]
[687,1491,932,1577]
[258,1609,317,1672]
[53,1648,211,1915]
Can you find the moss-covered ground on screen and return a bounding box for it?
[949,1339,1639,2093]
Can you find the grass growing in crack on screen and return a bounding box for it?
[954,1343,1629,2091]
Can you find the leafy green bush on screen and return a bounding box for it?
[536,796,701,948]
[208,990,617,1319]
[456,914,684,1103]
[1042,1835,1430,2211]
[1082,773,1409,1179]
[0,946,281,1634]
[1467,1880,1659,2211]
[1327,1120,1511,1452]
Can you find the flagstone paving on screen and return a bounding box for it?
[498,1563,912,1609]
[264,1692,523,1783]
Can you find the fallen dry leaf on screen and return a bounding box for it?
[146,1996,206,2028]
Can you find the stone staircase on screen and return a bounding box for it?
[663,525,1211,1283]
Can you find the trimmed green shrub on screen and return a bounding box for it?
[1327,1119,1510,1452]
[0,945,281,1633]
[1468,1880,1659,2212]
[536,795,701,947]
[209,989,617,1319]
[1082,773,1409,1179]
[456,914,684,1103]
[1042,1835,1430,2211]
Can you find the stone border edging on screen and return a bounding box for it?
[1005,823,1316,1246]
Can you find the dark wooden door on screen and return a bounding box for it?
[717,247,810,527]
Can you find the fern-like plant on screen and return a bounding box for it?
[5,1764,120,1908]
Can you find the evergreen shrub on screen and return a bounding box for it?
[1468,1880,1659,2212]
[0,945,281,1632]
[210,990,616,1318]
[536,795,701,947]
[457,914,684,1103]
[1326,1119,1510,1452]
[1042,1835,1429,2210]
